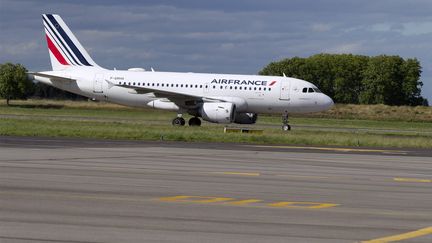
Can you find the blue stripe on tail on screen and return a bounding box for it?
[46,14,92,66]
[43,16,80,65]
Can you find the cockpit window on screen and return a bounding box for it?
[308,88,315,93]
[313,88,322,93]
[302,88,307,93]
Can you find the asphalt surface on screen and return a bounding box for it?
[1,136,432,243]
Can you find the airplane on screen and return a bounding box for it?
[28,14,334,131]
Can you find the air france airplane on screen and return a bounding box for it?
[29,14,334,131]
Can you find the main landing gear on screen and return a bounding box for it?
[282,112,291,131]
[172,116,185,126]
[172,114,201,126]
[188,117,201,126]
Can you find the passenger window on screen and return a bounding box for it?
[200,85,203,88]
[308,88,314,93]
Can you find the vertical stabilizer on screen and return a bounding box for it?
[42,14,102,70]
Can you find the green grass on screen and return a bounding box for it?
[1,99,432,148]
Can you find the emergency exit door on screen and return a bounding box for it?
[93,73,104,93]
[279,80,290,100]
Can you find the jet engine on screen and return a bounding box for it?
[199,103,236,123]
[234,113,258,124]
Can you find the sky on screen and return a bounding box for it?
[1,0,432,102]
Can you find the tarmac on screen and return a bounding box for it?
[1,136,431,242]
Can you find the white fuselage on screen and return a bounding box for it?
[34,66,334,115]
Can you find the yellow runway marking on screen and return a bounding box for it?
[157,195,339,210]
[267,201,339,209]
[225,199,262,205]
[394,177,432,183]
[249,145,407,154]
[362,226,432,243]
[213,172,260,176]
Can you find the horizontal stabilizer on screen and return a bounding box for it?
[27,72,76,82]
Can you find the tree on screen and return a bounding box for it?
[0,63,33,105]
[402,58,424,106]
[259,54,427,106]
[331,54,368,104]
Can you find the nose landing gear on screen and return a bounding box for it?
[282,112,291,131]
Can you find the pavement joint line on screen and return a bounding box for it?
[212,172,261,176]
[247,145,407,154]
[275,174,330,179]
[0,191,150,202]
[361,226,432,243]
[393,177,432,183]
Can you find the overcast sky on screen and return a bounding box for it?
[1,0,432,101]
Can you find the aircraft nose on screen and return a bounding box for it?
[320,95,334,110]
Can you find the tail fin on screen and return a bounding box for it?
[42,14,101,70]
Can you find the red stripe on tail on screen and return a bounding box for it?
[45,34,69,65]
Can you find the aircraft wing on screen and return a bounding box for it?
[27,72,76,82]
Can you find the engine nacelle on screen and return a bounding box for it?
[200,102,236,123]
[234,113,258,124]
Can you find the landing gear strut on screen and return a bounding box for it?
[188,117,201,126]
[172,114,185,126]
[282,112,291,131]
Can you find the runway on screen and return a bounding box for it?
[1,136,431,242]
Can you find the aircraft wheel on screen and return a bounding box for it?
[172,117,186,126]
[188,117,202,126]
[282,124,291,131]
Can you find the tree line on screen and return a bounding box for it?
[0,56,429,106]
[259,54,428,106]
